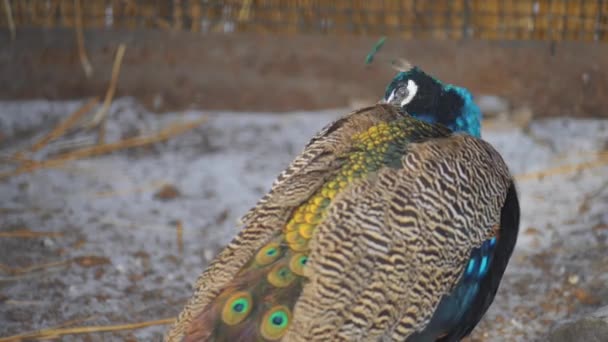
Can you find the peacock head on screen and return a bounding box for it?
[382,66,482,137]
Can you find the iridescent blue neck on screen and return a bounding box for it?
[445,85,482,138]
[410,85,482,138]
[406,84,481,138]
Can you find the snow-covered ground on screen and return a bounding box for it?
[1,98,607,341]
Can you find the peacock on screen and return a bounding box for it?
[166,64,520,342]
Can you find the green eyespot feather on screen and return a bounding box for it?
[289,253,308,276]
[260,306,291,340]
[267,263,296,287]
[255,242,282,265]
[221,291,253,326]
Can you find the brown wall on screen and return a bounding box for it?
[1,28,607,117]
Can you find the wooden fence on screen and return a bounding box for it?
[1,0,607,41]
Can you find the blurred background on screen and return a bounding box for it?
[1,0,608,114]
[1,1,607,341]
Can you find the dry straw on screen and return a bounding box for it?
[0,318,175,341]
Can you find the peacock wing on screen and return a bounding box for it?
[286,134,513,341]
[166,104,413,341]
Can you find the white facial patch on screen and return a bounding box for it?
[386,89,396,104]
[400,79,418,107]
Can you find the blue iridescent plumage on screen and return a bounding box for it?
[383,67,482,138]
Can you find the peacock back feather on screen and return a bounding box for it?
[167,102,519,342]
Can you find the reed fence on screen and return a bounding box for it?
[1,0,606,41]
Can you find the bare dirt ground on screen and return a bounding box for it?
[1,97,607,341]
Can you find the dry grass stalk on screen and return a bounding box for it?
[28,1,40,26]
[3,152,34,164]
[0,115,208,180]
[0,264,14,274]
[156,16,172,30]
[88,44,127,128]
[238,0,253,22]
[97,113,107,144]
[515,151,608,181]
[189,0,202,32]
[2,0,15,40]
[0,260,71,276]
[30,97,99,152]
[0,229,64,238]
[0,256,110,278]
[44,0,61,28]
[0,318,175,342]
[41,135,99,154]
[59,0,75,27]
[54,315,98,329]
[173,0,183,30]
[94,180,166,198]
[74,0,94,78]
[176,220,184,256]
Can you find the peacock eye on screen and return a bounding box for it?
[260,306,291,340]
[221,291,253,325]
[386,89,398,104]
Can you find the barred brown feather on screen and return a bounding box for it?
[286,135,510,341]
[166,104,514,342]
